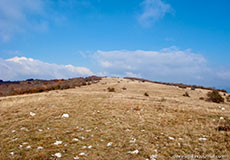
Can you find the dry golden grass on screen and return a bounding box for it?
[0,78,230,160]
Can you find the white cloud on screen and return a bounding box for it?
[94,47,212,84]
[0,57,93,81]
[138,0,172,26]
[94,48,230,90]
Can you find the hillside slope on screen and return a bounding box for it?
[0,78,230,160]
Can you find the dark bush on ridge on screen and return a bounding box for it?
[206,90,224,103]
[191,85,196,90]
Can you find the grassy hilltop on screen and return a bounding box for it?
[0,77,230,160]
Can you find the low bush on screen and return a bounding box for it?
[199,97,205,100]
[206,90,224,103]
[107,87,115,92]
[144,92,149,96]
[226,95,230,102]
[217,126,230,131]
[183,92,190,97]
[191,86,196,90]
[178,84,187,89]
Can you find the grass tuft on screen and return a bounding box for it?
[144,92,149,97]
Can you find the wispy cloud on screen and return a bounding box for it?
[0,0,47,42]
[138,0,172,26]
[0,57,92,81]
[0,0,94,42]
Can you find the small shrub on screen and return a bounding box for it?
[191,85,196,90]
[107,87,115,92]
[217,126,230,132]
[183,92,190,97]
[199,97,205,100]
[178,85,186,89]
[122,87,127,90]
[60,84,70,90]
[144,92,149,96]
[160,97,166,102]
[206,90,224,103]
[226,95,230,102]
[133,106,140,111]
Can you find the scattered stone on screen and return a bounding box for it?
[74,156,80,159]
[11,130,16,133]
[20,127,29,131]
[11,138,18,142]
[30,112,36,116]
[73,138,79,142]
[150,154,157,160]
[198,137,207,141]
[79,152,86,156]
[10,152,14,156]
[54,141,62,145]
[62,113,69,118]
[54,153,62,158]
[130,138,136,143]
[88,145,92,149]
[22,142,28,145]
[26,145,31,149]
[128,149,139,154]
[168,136,175,140]
[107,142,113,147]
[37,146,43,150]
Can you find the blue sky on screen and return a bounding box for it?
[0,0,230,91]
